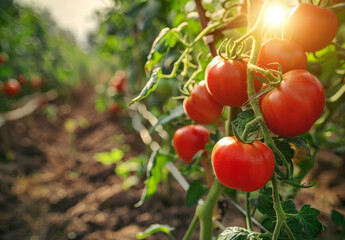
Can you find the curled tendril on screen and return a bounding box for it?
[183,52,204,93]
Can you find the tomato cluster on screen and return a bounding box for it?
[173,2,337,193]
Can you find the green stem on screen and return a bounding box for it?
[241,116,262,142]
[197,180,224,240]
[182,214,199,240]
[245,192,253,231]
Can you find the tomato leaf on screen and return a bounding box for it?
[296,204,324,238]
[217,227,264,240]
[331,209,345,228]
[149,105,184,133]
[136,224,175,239]
[93,148,124,165]
[130,68,161,105]
[135,150,169,207]
[185,179,208,207]
[231,110,260,142]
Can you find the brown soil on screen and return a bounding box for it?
[0,84,344,240]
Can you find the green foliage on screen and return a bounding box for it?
[186,179,208,207]
[136,224,175,240]
[217,227,264,240]
[135,150,170,207]
[93,148,125,165]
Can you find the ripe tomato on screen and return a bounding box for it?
[5,79,21,97]
[17,75,27,86]
[212,136,275,192]
[109,70,126,93]
[173,125,209,163]
[206,56,262,107]
[183,80,224,124]
[0,53,8,65]
[286,3,338,52]
[108,102,122,114]
[256,39,307,74]
[261,69,325,137]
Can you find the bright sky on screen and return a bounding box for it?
[15,0,114,47]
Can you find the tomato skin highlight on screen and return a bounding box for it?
[183,80,224,124]
[4,79,21,97]
[257,39,307,74]
[173,125,210,164]
[206,56,262,107]
[261,69,325,137]
[212,136,275,192]
[287,3,338,52]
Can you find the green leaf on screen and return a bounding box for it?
[231,110,259,141]
[251,188,275,216]
[273,139,294,167]
[297,204,323,238]
[217,227,264,240]
[185,180,208,207]
[331,209,345,228]
[94,148,124,165]
[149,105,184,133]
[136,224,175,239]
[130,68,161,105]
[135,150,169,207]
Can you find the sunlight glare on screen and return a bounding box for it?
[264,4,287,28]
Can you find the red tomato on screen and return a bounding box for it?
[5,79,21,97]
[109,70,126,93]
[108,102,122,114]
[261,69,325,137]
[0,53,8,65]
[212,136,275,192]
[17,75,27,86]
[256,39,307,74]
[173,125,209,163]
[286,3,338,52]
[206,56,262,107]
[183,80,224,124]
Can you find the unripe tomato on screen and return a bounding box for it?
[173,125,209,163]
[286,3,338,52]
[257,39,307,73]
[109,70,126,93]
[261,69,325,137]
[212,137,275,192]
[183,80,224,124]
[206,56,262,107]
[5,79,21,97]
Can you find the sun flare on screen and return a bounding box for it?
[264,4,288,28]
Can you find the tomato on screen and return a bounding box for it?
[206,56,262,107]
[286,3,338,52]
[256,39,307,74]
[261,69,325,137]
[212,136,275,192]
[173,125,209,163]
[4,79,21,97]
[17,75,27,86]
[183,80,224,124]
[31,76,42,90]
[109,70,126,93]
[108,102,122,114]
[0,53,8,65]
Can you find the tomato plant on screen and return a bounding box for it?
[212,136,275,192]
[261,69,325,137]
[183,80,224,124]
[173,125,209,164]
[286,3,338,52]
[4,79,21,97]
[206,56,262,107]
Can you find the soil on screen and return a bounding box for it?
[0,84,344,240]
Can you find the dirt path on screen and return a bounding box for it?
[0,85,195,240]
